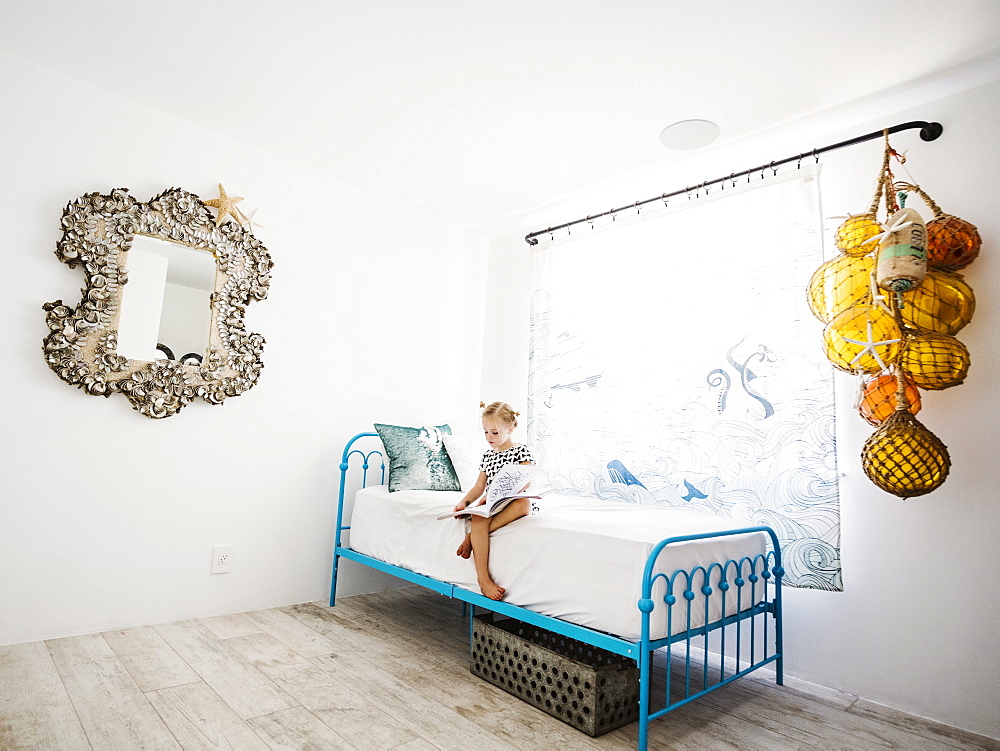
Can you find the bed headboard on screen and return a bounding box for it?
[334,432,386,556]
[338,431,387,490]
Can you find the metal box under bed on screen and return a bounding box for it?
[330,432,784,750]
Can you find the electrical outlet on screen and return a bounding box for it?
[211,545,233,574]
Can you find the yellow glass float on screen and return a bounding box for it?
[899,332,970,390]
[862,409,950,498]
[834,214,882,257]
[899,270,975,335]
[823,305,901,374]
[859,373,921,426]
[807,255,875,323]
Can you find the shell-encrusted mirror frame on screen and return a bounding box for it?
[42,187,273,419]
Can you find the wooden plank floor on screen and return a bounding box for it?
[1,587,995,750]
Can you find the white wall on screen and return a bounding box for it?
[483,79,1000,738]
[0,50,488,645]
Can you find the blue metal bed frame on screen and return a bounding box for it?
[330,432,784,750]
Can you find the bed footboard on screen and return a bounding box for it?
[636,528,783,749]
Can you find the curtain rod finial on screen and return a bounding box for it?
[920,122,943,141]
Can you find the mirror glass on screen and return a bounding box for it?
[116,235,216,364]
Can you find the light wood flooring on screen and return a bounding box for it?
[1,587,996,750]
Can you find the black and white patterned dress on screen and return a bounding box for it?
[480,444,539,514]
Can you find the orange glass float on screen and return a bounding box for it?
[899,332,970,390]
[823,306,901,374]
[899,270,975,335]
[859,373,921,426]
[834,214,882,257]
[807,255,875,323]
[926,215,981,271]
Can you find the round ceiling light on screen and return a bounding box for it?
[659,119,720,150]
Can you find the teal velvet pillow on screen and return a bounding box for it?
[373,423,461,492]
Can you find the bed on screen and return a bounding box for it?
[331,431,784,749]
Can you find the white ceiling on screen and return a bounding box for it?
[3,1,999,230]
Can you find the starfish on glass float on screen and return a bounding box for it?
[868,215,914,246]
[840,318,900,372]
[203,183,245,226]
[868,271,892,315]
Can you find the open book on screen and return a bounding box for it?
[437,463,543,520]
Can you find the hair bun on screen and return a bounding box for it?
[480,400,519,428]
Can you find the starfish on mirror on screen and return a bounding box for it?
[841,318,900,372]
[203,183,244,226]
[238,207,265,232]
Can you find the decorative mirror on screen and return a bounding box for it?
[42,187,273,419]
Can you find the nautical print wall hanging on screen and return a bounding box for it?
[529,167,841,590]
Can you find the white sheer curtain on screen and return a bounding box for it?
[528,167,841,590]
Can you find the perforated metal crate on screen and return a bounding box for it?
[470,615,639,736]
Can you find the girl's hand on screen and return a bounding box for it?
[455,497,485,513]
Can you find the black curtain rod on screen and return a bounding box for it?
[524,120,943,246]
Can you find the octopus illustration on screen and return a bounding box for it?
[706,340,776,419]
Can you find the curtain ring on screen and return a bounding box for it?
[586,214,594,230]
[797,153,803,169]
[635,201,641,215]
[770,161,778,176]
[611,208,617,221]
[703,180,710,194]
[731,173,737,188]
[661,193,669,208]
[813,147,819,163]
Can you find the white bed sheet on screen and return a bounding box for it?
[349,486,767,641]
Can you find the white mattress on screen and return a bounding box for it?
[349,486,767,641]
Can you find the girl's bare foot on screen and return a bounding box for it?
[456,534,473,559]
[479,577,505,600]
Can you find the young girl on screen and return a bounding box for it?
[453,401,535,601]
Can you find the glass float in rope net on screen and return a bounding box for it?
[859,373,921,426]
[807,254,875,323]
[822,305,901,373]
[926,215,981,271]
[899,270,975,335]
[835,214,882,257]
[899,332,971,390]
[861,410,950,498]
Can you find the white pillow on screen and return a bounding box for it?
[442,430,484,492]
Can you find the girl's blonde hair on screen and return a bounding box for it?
[480,400,520,428]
